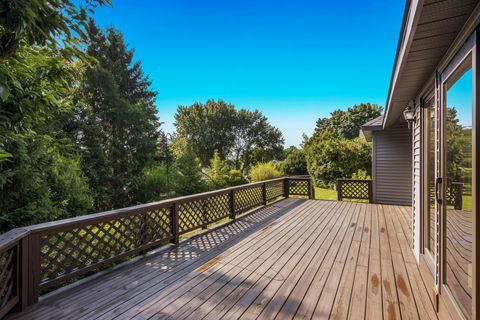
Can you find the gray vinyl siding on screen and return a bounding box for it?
[372,122,412,205]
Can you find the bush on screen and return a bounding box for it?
[227,169,249,186]
[249,162,283,182]
[304,132,371,188]
[351,169,371,180]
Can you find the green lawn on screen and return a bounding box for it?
[314,187,337,200]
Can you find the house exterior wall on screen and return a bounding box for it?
[372,121,412,205]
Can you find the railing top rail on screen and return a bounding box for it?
[337,178,372,182]
[0,228,30,251]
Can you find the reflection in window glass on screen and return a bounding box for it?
[445,66,473,319]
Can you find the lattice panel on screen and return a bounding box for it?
[0,247,16,310]
[288,179,309,196]
[204,193,231,223]
[266,181,285,201]
[339,180,370,201]
[234,185,263,213]
[40,215,143,283]
[144,207,173,244]
[178,199,205,233]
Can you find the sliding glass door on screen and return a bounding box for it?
[438,32,477,320]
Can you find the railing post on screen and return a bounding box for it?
[229,189,236,220]
[307,179,313,199]
[262,182,267,205]
[17,236,29,311]
[284,178,289,198]
[202,199,208,230]
[171,202,179,245]
[27,233,40,306]
[337,180,342,201]
[140,212,148,249]
[368,180,373,203]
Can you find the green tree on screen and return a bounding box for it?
[0,134,93,232]
[207,150,229,189]
[281,147,308,175]
[173,147,206,196]
[231,109,284,171]
[0,1,108,232]
[67,20,161,210]
[0,0,110,60]
[304,132,371,188]
[174,100,284,169]
[314,103,383,139]
[132,165,168,204]
[175,100,236,166]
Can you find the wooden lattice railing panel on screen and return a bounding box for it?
[177,192,231,234]
[40,215,143,284]
[266,180,285,201]
[177,199,206,233]
[204,193,231,223]
[0,176,315,317]
[234,185,264,213]
[0,246,17,314]
[0,229,26,319]
[337,179,372,202]
[144,207,173,244]
[288,178,311,197]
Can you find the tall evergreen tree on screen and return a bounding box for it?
[68,20,161,210]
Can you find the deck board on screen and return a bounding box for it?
[8,199,438,320]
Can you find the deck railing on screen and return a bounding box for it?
[337,179,373,203]
[0,176,312,317]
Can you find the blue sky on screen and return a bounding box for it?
[91,0,405,146]
[448,69,473,128]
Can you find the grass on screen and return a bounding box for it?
[314,187,337,200]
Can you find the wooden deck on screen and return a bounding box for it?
[8,199,437,320]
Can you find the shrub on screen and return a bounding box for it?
[249,162,283,182]
[227,169,249,186]
[351,169,371,180]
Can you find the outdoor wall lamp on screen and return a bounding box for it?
[403,104,415,129]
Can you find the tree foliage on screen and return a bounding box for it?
[174,99,284,170]
[249,162,283,182]
[0,0,110,60]
[0,134,93,232]
[65,20,161,210]
[173,147,206,196]
[304,132,371,188]
[304,103,379,187]
[281,147,308,175]
[207,150,229,189]
[0,1,109,232]
[314,103,382,139]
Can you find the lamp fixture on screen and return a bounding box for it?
[403,104,415,129]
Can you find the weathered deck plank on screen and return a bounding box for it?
[8,199,438,320]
